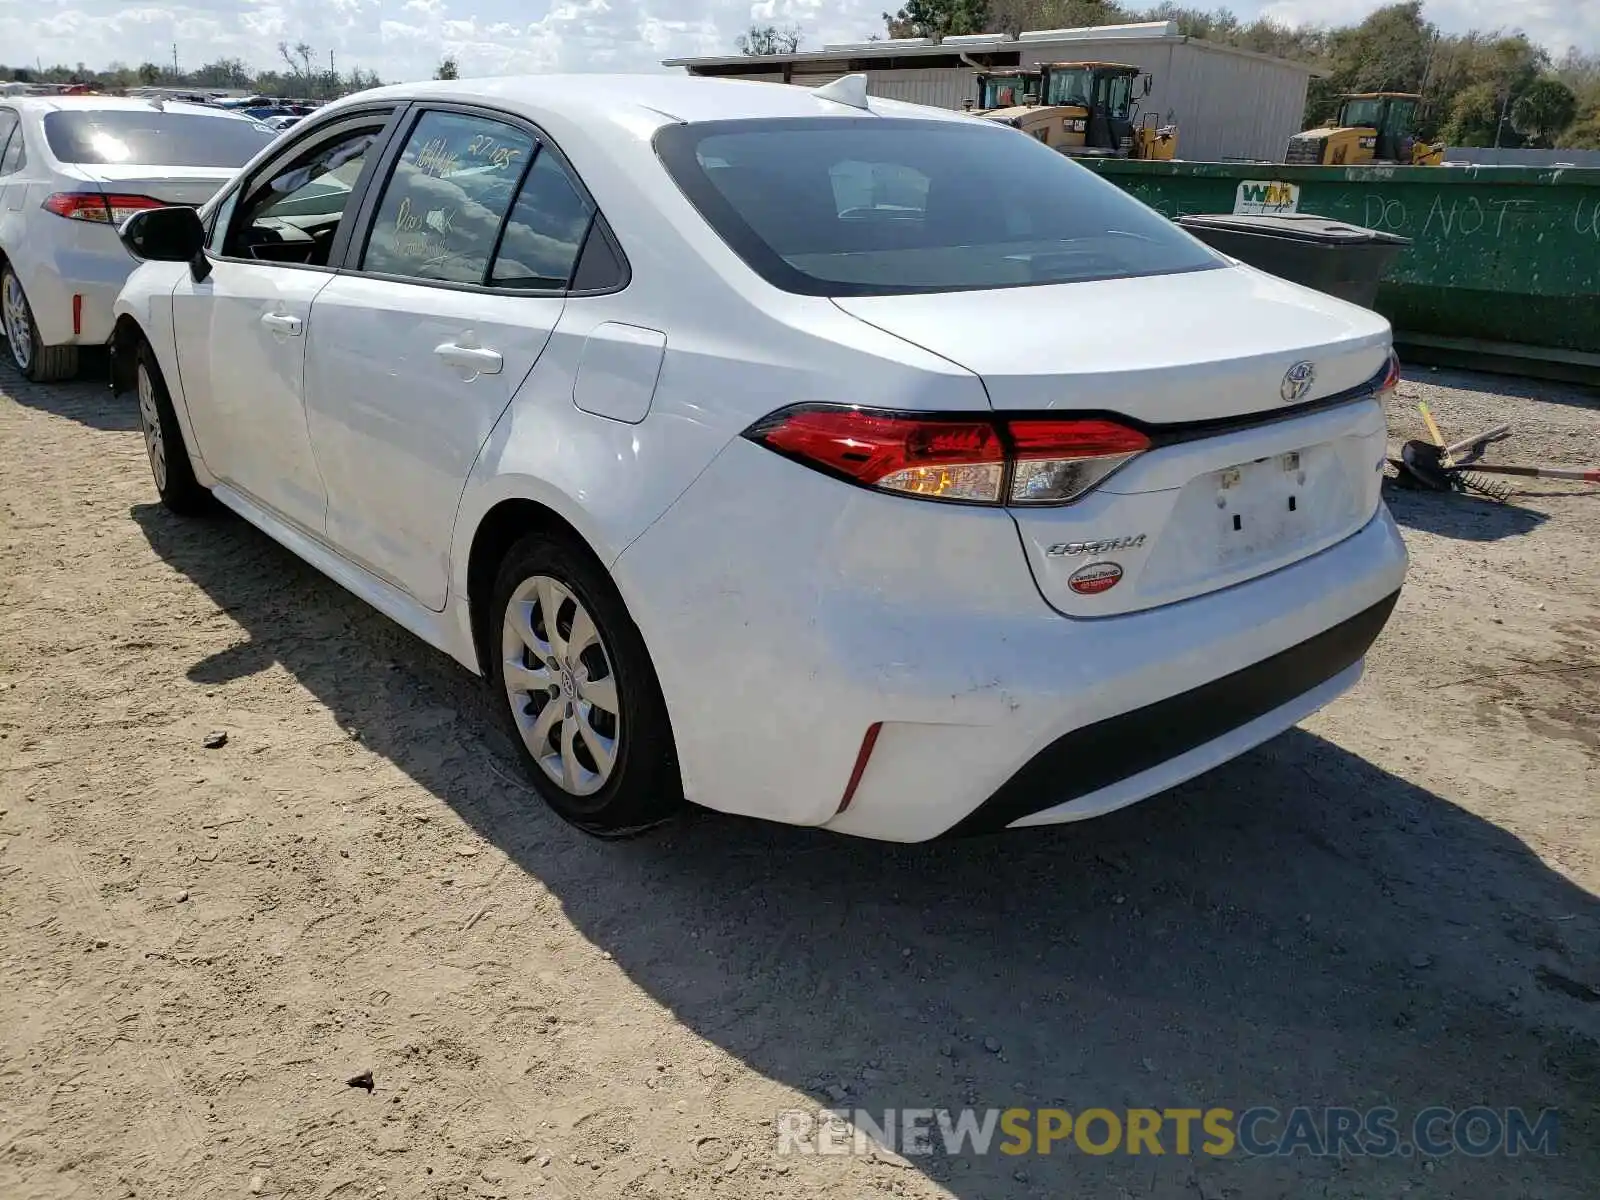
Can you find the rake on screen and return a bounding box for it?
[1391,405,1599,503]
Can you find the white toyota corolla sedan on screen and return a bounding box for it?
[0,96,274,380]
[111,73,1407,841]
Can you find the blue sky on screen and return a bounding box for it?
[1,0,1594,82]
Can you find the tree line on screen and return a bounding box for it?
[744,0,1600,148]
[0,41,384,101]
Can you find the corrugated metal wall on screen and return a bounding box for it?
[861,68,979,110]
[1161,42,1307,162]
[755,38,1310,163]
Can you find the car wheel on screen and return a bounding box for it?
[136,342,211,515]
[1,266,79,382]
[491,533,683,837]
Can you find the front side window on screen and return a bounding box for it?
[1382,100,1418,137]
[656,118,1221,297]
[42,110,272,168]
[223,124,380,266]
[362,110,536,285]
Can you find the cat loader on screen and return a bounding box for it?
[970,62,1177,160]
[1286,93,1444,166]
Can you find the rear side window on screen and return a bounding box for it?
[655,118,1221,296]
[361,110,536,285]
[488,149,595,288]
[0,110,20,175]
[0,130,22,175]
[43,110,272,167]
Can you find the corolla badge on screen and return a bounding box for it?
[1281,361,1316,403]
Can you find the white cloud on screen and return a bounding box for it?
[0,0,1592,83]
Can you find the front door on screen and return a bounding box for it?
[172,114,393,535]
[306,107,597,609]
[173,261,331,529]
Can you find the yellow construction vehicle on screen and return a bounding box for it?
[970,62,1177,160]
[1285,93,1444,165]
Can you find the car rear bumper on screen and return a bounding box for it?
[13,238,135,346]
[943,588,1397,836]
[614,436,1409,842]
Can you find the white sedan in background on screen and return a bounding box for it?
[0,96,273,380]
[111,74,1406,841]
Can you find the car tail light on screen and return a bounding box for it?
[1006,418,1151,504]
[749,408,1006,503]
[744,406,1149,506]
[43,192,163,225]
[1376,350,1401,397]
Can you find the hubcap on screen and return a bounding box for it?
[136,364,167,491]
[501,575,621,797]
[2,272,32,371]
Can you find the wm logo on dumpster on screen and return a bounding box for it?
[1234,181,1301,216]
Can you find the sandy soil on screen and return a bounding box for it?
[1,360,1596,1200]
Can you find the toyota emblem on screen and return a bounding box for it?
[1281,361,1316,403]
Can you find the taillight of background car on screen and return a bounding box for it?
[42,192,164,225]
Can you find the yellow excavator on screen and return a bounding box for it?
[1285,93,1445,165]
[970,62,1178,160]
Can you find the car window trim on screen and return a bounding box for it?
[0,108,19,175]
[333,100,628,299]
[201,183,234,246]
[207,104,408,276]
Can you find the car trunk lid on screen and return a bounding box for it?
[78,164,235,207]
[833,264,1391,419]
[834,265,1394,616]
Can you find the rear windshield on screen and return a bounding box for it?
[654,117,1221,296]
[43,110,273,168]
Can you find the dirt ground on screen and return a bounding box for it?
[1,359,1596,1200]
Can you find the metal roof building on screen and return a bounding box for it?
[664,21,1319,163]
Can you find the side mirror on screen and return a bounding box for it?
[120,206,210,281]
[1142,75,1154,97]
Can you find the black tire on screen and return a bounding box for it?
[135,342,212,515]
[1,266,79,382]
[490,532,683,837]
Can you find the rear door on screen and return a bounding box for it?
[172,109,400,534]
[306,105,595,610]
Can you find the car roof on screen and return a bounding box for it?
[2,95,258,122]
[323,73,971,131]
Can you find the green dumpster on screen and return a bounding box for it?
[1079,159,1600,382]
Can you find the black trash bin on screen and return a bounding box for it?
[1175,213,1410,310]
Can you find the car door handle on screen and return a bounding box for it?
[260,312,303,336]
[433,342,503,377]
